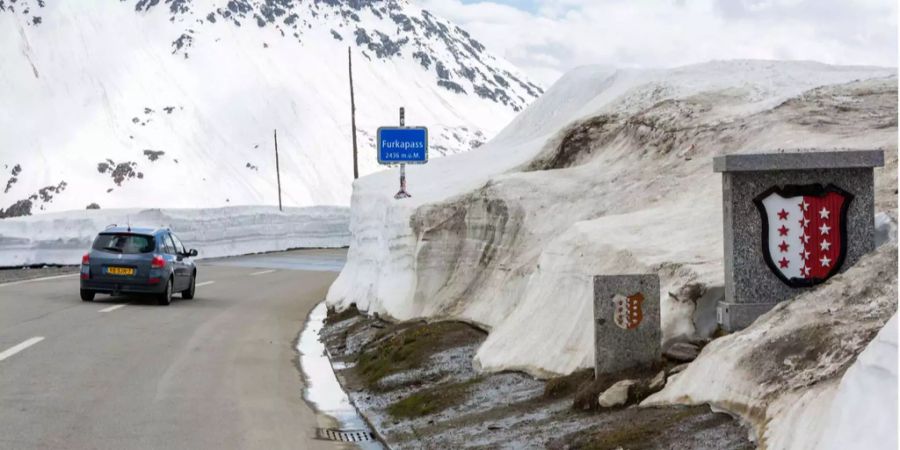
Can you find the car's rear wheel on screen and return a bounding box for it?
[80,289,95,302]
[157,278,173,306]
[182,272,196,299]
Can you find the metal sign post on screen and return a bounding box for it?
[395,107,411,199]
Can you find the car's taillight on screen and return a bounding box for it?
[82,253,90,265]
[151,255,165,269]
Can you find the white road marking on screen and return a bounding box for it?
[0,273,79,288]
[195,281,215,287]
[0,337,45,362]
[249,270,276,276]
[98,304,128,313]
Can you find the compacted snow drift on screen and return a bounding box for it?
[644,243,897,449]
[327,60,898,378]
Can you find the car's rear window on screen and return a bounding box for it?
[92,233,155,254]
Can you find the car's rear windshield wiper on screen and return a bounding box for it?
[102,246,123,253]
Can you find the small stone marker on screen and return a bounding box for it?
[593,275,660,376]
[714,149,884,332]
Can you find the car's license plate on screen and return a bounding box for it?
[107,266,135,276]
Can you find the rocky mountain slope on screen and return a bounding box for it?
[0,0,542,215]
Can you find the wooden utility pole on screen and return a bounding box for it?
[349,46,359,180]
[274,129,283,212]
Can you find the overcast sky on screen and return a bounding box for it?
[420,0,899,86]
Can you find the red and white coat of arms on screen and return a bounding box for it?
[613,292,644,330]
[754,184,853,288]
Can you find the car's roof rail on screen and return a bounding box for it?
[105,224,117,229]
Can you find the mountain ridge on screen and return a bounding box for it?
[0,0,543,215]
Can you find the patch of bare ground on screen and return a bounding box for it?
[321,307,753,449]
[547,406,754,450]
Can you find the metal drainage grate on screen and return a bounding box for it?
[316,428,376,442]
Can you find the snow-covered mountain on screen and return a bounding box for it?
[0,0,542,215]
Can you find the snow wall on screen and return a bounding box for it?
[326,60,898,378]
[0,205,350,266]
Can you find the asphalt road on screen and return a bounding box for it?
[0,249,349,450]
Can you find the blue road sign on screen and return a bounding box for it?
[377,127,428,164]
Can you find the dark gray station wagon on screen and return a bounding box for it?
[80,227,199,305]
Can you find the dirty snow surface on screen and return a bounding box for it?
[820,314,897,450]
[0,206,350,266]
[327,60,898,378]
[645,243,897,449]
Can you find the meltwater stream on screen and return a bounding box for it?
[298,302,384,449]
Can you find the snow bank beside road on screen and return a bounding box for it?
[327,60,897,377]
[0,206,350,266]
